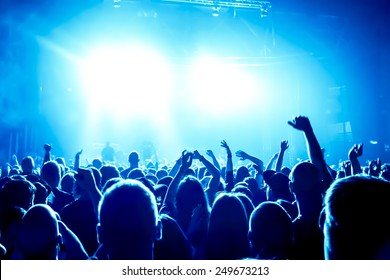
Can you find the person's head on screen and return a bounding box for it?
[99,165,119,188]
[16,204,61,260]
[157,176,173,187]
[32,182,50,204]
[249,201,292,259]
[289,162,323,198]
[40,161,61,189]
[323,175,390,260]
[263,170,293,202]
[101,177,122,194]
[235,166,251,184]
[97,179,161,259]
[175,176,209,233]
[127,168,145,180]
[128,151,140,167]
[21,156,35,175]
[154,214,192,260]
[281,166,291,177]
[0,206,26,258]
[207,192,250,260]
[155,169,168,180]
[232,184,253,201]
[92,158,103,170]
[0,179,36,210]
[60,172,76,195]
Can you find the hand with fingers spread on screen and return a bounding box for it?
[235,150,249,161]
[280,140,289,152]
[220,140,232,158]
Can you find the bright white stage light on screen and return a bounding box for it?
[80,44,172,121]
[189,56,257,116]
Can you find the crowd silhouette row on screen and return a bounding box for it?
[1,115,390,260]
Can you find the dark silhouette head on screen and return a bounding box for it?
[97,179,161,259]
[128,151,140,167]
[100,165,120,188]
[206,193,250,260]
[21,156,35,175]
[175,176,209,233]
[60,172,76,195]
[249,201,292,259]
[235,166,251,184]
[324,175,390,259]
[0,179,36,210]
[16,204,61,260]
[154,214,192,260]
[40,161,61,190]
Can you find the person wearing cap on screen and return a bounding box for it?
[263,170,297,220]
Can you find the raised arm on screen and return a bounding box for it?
[163,151,193,206]
[348,143,363,175]
[206,149,221,171]
[235,150,264,169]
[265,152,278,171]
[194,150,221,205]
[275,140,289,172]
[43,144,52,164]
[73,149,83,171]
[75,167,103,217]
[221,140,234,192]
[168,154,182,178]
[235,149,264,188]
[288,115,333,187]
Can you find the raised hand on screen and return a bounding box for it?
[280,140,289,152]
[180,150,194,171]
[287,116,313,133]
[348,143,363,159]
[206,150,215,158]
[369,158,381,177]
[220,140,232,157]
[75,149,83,158]
[193,150,202,161]
[235,150,249,161]
[44,144,52,152]
[342,160,352,177]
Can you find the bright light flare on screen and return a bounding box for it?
[80,44,172,121]
[189,57,257,116]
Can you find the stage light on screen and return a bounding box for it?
[79,44,173,121]
[113,0,121,8]
[189,56,257,117]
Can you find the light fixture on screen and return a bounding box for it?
[113,0,121,8]
[212,1,221,17]
[259,2,272,18]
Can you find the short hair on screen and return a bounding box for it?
[98,179,158,244]
[21,156,35,173]
[324,175,390,259]
[128,151,140,164]
[0,179,36,210]
[290,162,323,194]
[41,161,61,188]
[16,204,60,260]
[249,201,292,258]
